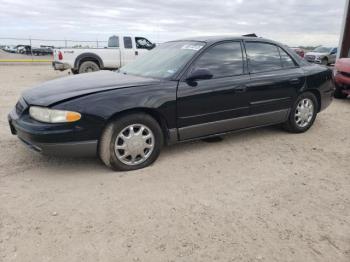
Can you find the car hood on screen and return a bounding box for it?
[305,52,327,57]
[23,71,160,106]
[335,58,350,72]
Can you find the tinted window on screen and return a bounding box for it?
[123,37,132,49]
[192,42,243,78]
[279,48,296,68]
[246,42,282,73]
[108,36,119,48]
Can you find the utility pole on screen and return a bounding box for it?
[338,0,350,58]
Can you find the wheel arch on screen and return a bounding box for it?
[103,108,171,143]
[74,53,104,70]
[303,89,322,112]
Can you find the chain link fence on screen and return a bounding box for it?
[0,37,109,62]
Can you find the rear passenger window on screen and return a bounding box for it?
[192,41,244,78]
[245,42,282,73]
[279,48,296,68]
[123,37,132,49]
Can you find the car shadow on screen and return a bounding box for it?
[19,124,292,174]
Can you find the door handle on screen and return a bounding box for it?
[135,51,139,56]
[289,78,300,85]
[235,85,247,93]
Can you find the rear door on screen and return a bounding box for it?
[244,41,305,118]
[177,41,251,140]
[121,36,137,66]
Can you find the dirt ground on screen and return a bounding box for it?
[0,64,349,262]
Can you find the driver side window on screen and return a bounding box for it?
[135,37,153,50]
[191,41,244,78]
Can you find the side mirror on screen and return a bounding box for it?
[148,43,156,50]
[186,68,213,81]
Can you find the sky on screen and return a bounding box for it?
[0,0,347,47]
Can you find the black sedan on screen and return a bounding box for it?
[8,36,334,171]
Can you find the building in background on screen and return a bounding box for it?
[339,0,350,58]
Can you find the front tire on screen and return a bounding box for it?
[98,113,163,171]
[283,92,318,133]
[78,61,100,74]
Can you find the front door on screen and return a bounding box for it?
[176,41,250,140]
[135,37,153,57]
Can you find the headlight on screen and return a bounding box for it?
[29,106,81,123]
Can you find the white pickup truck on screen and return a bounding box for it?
[52,35,155,74]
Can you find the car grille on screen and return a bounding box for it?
[15,97,28,116]
[340,71,350,78]
[305,55,315,61]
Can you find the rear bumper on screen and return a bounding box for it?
[52,61,71,71]
[8,109,97,157]
[320,87,334,111]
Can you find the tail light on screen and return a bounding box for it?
[58,51,63,60]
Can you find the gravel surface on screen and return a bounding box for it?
[0,65,349,262]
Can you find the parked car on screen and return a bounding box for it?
[16,45,32,55]
[32,47,53,56]
[52,35,155,74]
[291,47,305,58]
[305,46,337,65]
[8,36,334,171]
[3,45,17,53]
[333,58,350,98]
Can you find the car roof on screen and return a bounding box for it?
[171,35,279,45]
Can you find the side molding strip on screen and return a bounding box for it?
[178,109,290,140]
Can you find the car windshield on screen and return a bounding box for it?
[119,41,205,79]
[312,46,331,53]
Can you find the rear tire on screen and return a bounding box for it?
[99,113,163,171]
[283,92,318,133]
[78,61,100,74]
[334,84,348,99]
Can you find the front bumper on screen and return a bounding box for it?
[305,58,323,64]
[8,108,98,157]
[335,73,350,86]
[52,61,71,71]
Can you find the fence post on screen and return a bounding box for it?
[29,37,33,61]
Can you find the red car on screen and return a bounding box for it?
[334,58,350,99]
